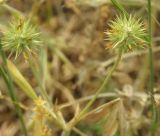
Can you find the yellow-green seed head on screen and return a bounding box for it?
[2,18,41,59]
[105,15,148,52]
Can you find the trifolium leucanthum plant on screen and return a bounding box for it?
[105,15,147,52]
[2,18,41,59]
[74,14,148,125]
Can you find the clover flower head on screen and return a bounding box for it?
[105,15,148,52]
[2,18,41,59]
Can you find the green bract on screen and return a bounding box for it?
[105,15,147,52]
[2,18,41,58]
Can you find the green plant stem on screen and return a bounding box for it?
[61,130,71,136]
[110,0,128,17]
[72,49,123,126]
[0,44,28,136]
[147,0,158,136]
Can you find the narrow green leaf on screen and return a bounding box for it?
[7,60,38,100]
[0,43,28,136]
[110,0,128,17]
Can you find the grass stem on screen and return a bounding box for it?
[0,43,28,136]
[147,0,158,136]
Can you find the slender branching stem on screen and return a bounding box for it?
[70,49,123,127]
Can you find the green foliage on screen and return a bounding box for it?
[0,0,159,135]
[0,43,28,136]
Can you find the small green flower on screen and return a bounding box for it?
[105,15,147,52]
[2,18,41,59]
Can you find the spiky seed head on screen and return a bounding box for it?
[105,15,148,52]
[2,18,41,59]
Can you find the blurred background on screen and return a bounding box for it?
[0,0,160,136]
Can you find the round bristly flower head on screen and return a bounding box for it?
[2,18,41,59]
[105,15,147,52]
